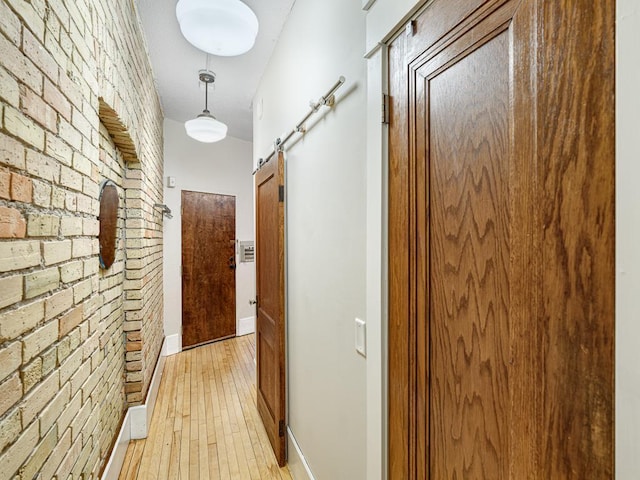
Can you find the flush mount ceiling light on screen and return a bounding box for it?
[176,0,259,57]
[185,70,228,143]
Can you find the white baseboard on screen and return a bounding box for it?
[237,316,255,336]
[287,427,316,480]
[101,410,132,480]
[101,337,168,479]
[165,333,181,356]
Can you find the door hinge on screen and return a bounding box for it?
[382,93,390,125]
[278,420,285,437]
[278,185,285,202]
[405,20,415,37]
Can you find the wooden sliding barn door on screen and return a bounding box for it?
[255,152,286,466]
[388,0,614,478]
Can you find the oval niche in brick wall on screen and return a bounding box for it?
[99,180,119,269]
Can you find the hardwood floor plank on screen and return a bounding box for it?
[119,335,290,479]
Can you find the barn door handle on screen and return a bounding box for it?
[228,256,236,270]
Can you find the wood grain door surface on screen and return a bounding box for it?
[255,152,286,466]
[389,0,614,478]
[182,190,236,349]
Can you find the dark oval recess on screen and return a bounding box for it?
[99,181,119,269]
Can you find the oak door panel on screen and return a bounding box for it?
[255,152,286,466]
[182,191,236,348]
[388,0,614,478]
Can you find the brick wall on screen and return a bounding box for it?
[0,0,164,477]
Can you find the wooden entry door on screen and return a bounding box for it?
[182,191,236,348]
[254,152,286,466]
[388,0,614,478]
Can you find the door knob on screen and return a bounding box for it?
[228,256,236,270]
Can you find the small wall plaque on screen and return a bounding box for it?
[98,180,119,269]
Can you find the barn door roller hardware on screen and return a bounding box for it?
[254,76,346,173]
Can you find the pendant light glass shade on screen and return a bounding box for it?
[185,112,227,143]
[185,70,227,143]
[176,0,259,57]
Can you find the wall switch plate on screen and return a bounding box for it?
[167,176,176,188]
[355,318,366,357]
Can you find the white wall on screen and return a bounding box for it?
[616,0,640,477]
[253,1,368,479]
[163,118,256,348]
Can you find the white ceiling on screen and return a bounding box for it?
[135,0,296,142]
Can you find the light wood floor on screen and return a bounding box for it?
[119,335,293,480]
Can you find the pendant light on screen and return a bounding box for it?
[176,0,259,57]
[185,71,227,143]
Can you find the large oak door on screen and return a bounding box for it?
[389,0,614,478]
[255,152,286,466]
[182,191,236,349]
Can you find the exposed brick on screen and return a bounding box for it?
[0,417,38,479]
[43,239,72,266]
[59,215,83,236]
[27,213,60,237]
[25,149,60,182]
[60,165,83,191]
[20,19,54,76]
[0,65,20,108]
[72,108,93,140]
[70,359,90,397]
[73,278,92,303]
[0,300,44,341]
[0,206,26,238]
[21,371,59,426]
[20,84,58,132]
[0,341,21,383]
[45,288,73,320]
[24,266,59,299]
[0,239,40,272]
[0,408,21,454]
[60,260,83,283]
[59,346,82,386]
[44,78,72,121]
[0,274,22,310]
[23,319,58,362]
[83,217,99,236]
[72,237,93,258]
[32,179,52,207]
[59,305,83,338]
[0,31,42,95]
[4,106,45,151]
[45,133,73,166]
[9,172,33,202]
[20,424,57,480]
[41,427,70,478]
[0,373,22,417]
[58,118,82,151]
[0,0,21,45]
[0,133,25,169]
[41,346,57,376]
[5,0,45,42]
[0,169,10,199]
[22,356,43,392]
[39,382,70,435]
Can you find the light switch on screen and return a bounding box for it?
[355,318,366,357]
[167,176,176,188]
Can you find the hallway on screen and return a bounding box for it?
[118,335,292,479]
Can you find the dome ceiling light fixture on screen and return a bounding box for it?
[185,70,228,143]
[176,0,259,57]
